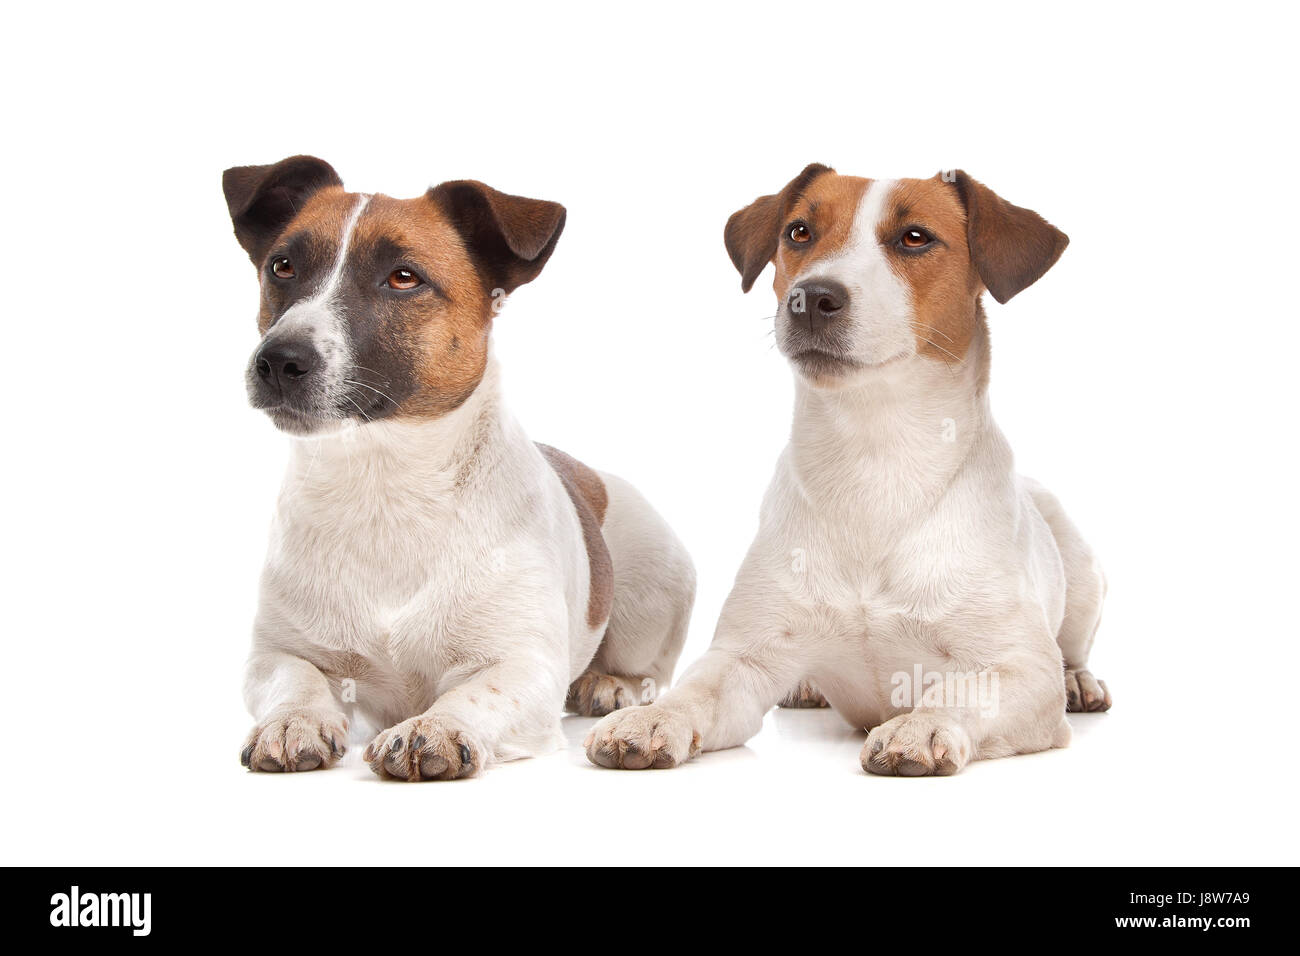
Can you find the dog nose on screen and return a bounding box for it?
[791,280,849,331]
[255,338,319,393]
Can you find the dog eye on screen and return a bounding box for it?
[900,228,934,249]
[788,222,812,244]
[387,269,423,290]
[270,257,295,279]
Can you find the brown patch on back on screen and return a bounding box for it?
[536,443,608,524]
[536,443,612,630]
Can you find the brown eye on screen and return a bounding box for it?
[901,228,933,249]
[271,257,295,278]
[387,269,422,290]
[789,222,812,243]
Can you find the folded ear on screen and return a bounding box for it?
[428,180,566,294]
[222,155,342,265]
[724,163,832,293]
[950,170,1069,304]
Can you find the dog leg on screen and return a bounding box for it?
[364,656,565,781]
[241,651,349,772]
[584,644,796,769]
[862,622,1068,776]
[1027,481,1111,712]
[585,588,803,769]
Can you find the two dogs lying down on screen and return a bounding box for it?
[224,157,1109,781]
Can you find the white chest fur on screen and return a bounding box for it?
[733,343,1066,727]
[251,362,593,726]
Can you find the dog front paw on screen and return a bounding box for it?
[584,704,699,770]
[364,715,482,781]
[241,708,348,772]
[861,712,971,777]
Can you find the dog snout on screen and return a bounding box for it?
[789,279,849,331]
[254,337,320,396]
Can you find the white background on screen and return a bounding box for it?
[2,1,1297,865]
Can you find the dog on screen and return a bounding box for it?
[586,165,1108,775]
[223,155,695,779]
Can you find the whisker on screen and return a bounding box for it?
[345,378,403,410]
[347,364,397,386]
[911,322,953,343]
[918,337,959,378]
[910,320,961,376]
[342,393,373,423]
[920,338,962,364]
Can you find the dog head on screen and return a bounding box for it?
[223,156,565,435]
[724,166,1068,386]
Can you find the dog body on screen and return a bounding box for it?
[587,168,1107,775]
[225,157,694,779]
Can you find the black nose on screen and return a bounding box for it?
[254,338,320,394]
[790,280,849,331]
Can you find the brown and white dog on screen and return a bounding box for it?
[586,166,1109,775]
[224,155,694,779]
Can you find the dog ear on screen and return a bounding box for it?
[428,180,566,294]
[222,155,343,265]
[725,163,833,293]
[949,170,1069,304]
